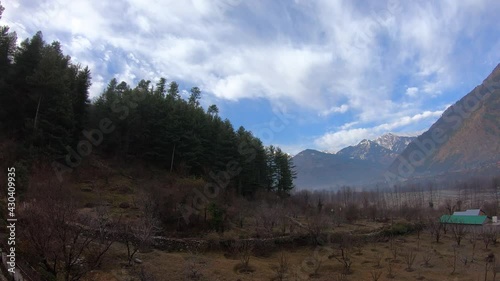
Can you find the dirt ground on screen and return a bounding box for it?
[86,221,500,281]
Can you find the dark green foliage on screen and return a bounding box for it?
[381,222,422,237]
[265,146,297,196]
[91,76,296,197]
[208,202,225,232]
[0,5,296,199]
[0,28,90,158]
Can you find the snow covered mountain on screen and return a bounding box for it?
[293,133,417,189]
[374,133,416,154]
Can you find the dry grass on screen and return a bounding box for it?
[81,225,499,281]
[67,165,498,281]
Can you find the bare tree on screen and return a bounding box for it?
[450,223,468,246]
[481,228,497,250]
[21,183,115,281]
[123,197,161,266]
[485,254,496,281]
[469,228,479,262]
[427,217,443,243]
[330,234,354,274]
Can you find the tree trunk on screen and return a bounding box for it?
[170,143,176,172]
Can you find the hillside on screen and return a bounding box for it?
[389,64,500,180]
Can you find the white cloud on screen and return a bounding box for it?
[319,104,349,117]
[315,109,444,152]
[2,0,499,150]
[405,87,419,97]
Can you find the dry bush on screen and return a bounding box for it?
[402,248,417,272]
[272,252,290,281]
[386,260,395,279]
[388,238,400,261]
[370,270,383,281]
[20,180,115,281]
[373,254,383,268]
[421,251,433,268]
[305,213,331,245]
[254,203,278,238]
[183,254,206,281]
[133,266,157,281]
[334,273,349,281]
[233,240,254,273]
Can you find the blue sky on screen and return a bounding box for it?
[3,0,500,154]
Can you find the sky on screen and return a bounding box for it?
[3,0,500,154]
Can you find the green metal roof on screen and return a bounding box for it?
[440,215,487,225]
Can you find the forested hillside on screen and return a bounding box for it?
[0,4,296,198]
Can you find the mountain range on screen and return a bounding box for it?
[293,63,500,190]
[293,133,416,189]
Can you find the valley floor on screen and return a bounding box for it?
[87,221,499,281]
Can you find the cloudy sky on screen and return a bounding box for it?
[3,0,500,154]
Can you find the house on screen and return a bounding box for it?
[440,215,488,225]
[452,209,486,216]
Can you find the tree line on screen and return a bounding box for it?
[0,3,296,197]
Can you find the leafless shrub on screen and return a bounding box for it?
[306,213,331,245]
[403,249,417,272]
[421,251,432,268]
[255,204,278,237]
[373,254,383,268]
[272,252,289,281]
[389,238,400,261]
[334,273,349,281]
[20,180,115,281]
[134,266,157,281]
[370,270,383,281]
[183,254,206,281]
[386,260,395,279]
[234,240,253,272]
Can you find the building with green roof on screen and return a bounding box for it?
[440,215,488,225]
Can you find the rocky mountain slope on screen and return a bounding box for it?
[389,64,500,180]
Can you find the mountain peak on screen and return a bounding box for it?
[374,133,416,153]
